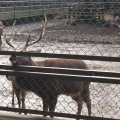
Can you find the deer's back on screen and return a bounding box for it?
[36,59,89,69]
[16,58,89,97]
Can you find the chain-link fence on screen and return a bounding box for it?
[0,0,120,120]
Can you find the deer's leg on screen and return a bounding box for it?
[14,88,21,114]
[82,91,91,116]
[42,98,49,117]
[11,82,15,107]
[49,96,58,118]
[12,89,15,107]
[82,82,91,116]
[21,91,26,109]
[71,92,83,120]
[83,95,91,116]
[21,91,27,115]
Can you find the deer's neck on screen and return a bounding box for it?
[29,57,36,66]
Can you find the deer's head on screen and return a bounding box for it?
[5,15,47,65]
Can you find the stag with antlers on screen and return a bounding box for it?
[5,14,91,119]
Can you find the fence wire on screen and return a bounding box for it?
[0,0,120,120]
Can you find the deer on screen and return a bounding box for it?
[65,15,77,26]
[0,21,3,45]
[5,15,91,120]
[112,9,120,19]
[103,11,120,27]
[54,10,65,20]
[6,75,26,114]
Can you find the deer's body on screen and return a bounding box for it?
[8,56,91,118]
[8,58,91,117]
[54,15,63,20]
[54,11,65,20]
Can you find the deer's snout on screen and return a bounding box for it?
[10,55,17,64]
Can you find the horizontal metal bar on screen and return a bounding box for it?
[0,106,118,120]
[0,64,120,78]
[0,51,120,62]
[0,70,120,84]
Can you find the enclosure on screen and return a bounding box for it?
[0,0,120,120]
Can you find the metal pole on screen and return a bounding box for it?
[103,0,110,10]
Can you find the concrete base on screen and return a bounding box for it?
[0,112,63,120]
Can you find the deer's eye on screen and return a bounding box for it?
[9,57,15,61]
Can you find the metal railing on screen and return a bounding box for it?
[0,51,120,120]
[0,1,68,20]
[0,1,120,20]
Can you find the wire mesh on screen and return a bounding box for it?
[0,0,120,119]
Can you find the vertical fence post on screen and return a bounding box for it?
[29,0,31,17]
[13,2,15,19]
[103,0,110,10]
[41,0,43,15]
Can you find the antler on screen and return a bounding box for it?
[6,14,47,51]
[5,20,17,50]
[21,14,47,51]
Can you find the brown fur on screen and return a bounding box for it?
[65,19,77,25]
[8,57,91,119]
[54,15,63,20]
